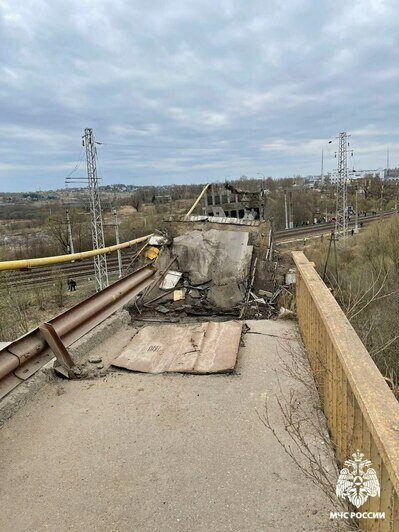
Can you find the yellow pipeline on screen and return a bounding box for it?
[0,234,153,271]
[186,183,210,217]
[1,184,210,271]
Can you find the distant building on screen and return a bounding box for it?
[303,175,318,187]
[351,169,384,181]
[385,168,399,181]
[326,169,384,184]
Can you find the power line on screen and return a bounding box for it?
[64,148,85,181]
[100,142,230,151]
[99,141,280,151]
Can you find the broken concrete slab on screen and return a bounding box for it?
[172,229,252,285]
[112,321,243,374]
[189,289,201,299]
[155,305,170,314]
[207,283,245,310]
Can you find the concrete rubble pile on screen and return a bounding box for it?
[133,225,286,319]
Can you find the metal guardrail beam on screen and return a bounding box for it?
[293,251,399,530]
[0,264,156,400]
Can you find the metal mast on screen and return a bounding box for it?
[335,132,351,239]
[83,128,108,291]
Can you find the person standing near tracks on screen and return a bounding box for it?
[68,279,77,291]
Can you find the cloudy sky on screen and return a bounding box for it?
[0,0,398,192]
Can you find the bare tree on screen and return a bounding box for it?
[130,191,144,212]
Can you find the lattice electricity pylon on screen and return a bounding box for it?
[335,132,352,240]
[83,128,109,291]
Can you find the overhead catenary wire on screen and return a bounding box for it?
[64,147,85,182]
[101,143,226,150]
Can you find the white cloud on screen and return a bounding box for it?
[0,0,398,190]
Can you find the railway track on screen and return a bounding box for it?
[275,211,396,242]
[1,211,396,289]
[0,253,136,290]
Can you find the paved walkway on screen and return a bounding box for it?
[0,320,337,531]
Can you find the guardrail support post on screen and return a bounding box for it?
[39,323,75,378]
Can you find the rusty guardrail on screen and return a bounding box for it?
[293,251,399,530]
[0,264,156,400]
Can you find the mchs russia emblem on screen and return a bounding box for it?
[336,450,380,508]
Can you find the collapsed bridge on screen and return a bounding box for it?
[0,195,398,531]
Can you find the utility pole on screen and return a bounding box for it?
[380,175,385,219]
[65,209,74,254]
[113,208,122,278]
[321,147,324,185]
[354,187,359,233]
[284,189,289,230]
[288,190,294,228]
[83,128,108,291]
[335,132,352,240]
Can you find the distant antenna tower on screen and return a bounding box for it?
[335,132,352,239]
[83,128,108,291]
